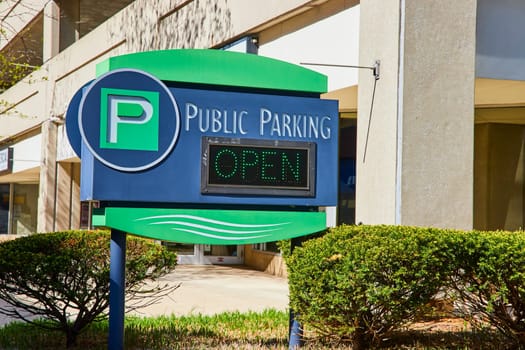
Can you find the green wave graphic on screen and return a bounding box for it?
[135,214,290,242]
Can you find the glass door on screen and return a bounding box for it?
[11,184,38,235]
[163,243,244,264]
[163,242,202,264]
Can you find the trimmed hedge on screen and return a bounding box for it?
[449,230,525,344]
[286,225,525,348]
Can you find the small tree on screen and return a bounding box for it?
[0,230,178,348]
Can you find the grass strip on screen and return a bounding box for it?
[0,309,289,349]
[0,309,511,349]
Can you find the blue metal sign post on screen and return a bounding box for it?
[289,309,303,349]
[109,229,126,350]
[65,49,339,349]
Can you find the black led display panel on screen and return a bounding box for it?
[201,137,316,197]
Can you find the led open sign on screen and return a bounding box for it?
[201,137,316,197]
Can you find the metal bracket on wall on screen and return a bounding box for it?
[300,60,381,80]
[373,60,380,80]
[300,60,381,163]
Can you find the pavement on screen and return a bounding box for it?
[0,265,289,327]
[0,300,24,327]
[131,265,290,317]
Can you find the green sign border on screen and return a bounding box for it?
[93,207,326,244]
[96,49,327,94]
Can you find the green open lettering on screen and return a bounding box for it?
[241,149,259,180]
[281,152,300,182]
[261,150,277,181]
[214,148,238,178]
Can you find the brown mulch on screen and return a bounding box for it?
[378,317,514,349]
[409,317,472,332]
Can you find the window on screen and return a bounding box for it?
[0,184,9,234]
[11,184,38,235]
[338,122,356,225]
[252,241,280,254]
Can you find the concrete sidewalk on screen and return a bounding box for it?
[131,265,290,317]
[0,265,289,327]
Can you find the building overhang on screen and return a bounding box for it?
[475,78,525,108]
[322,78,525,123]
[0,166,39,184]
[475,78,525,124]
[322,85,357,119]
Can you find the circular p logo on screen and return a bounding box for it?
[79,69,180,172]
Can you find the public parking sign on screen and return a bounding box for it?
[69,52,339,208]
[65,49,341,350]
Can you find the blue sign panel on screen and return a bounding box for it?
[73,69,339,206]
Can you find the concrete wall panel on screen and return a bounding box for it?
[400,0,475,229]
[358,0,476,230]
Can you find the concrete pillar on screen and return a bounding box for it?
[48,161,81,231]
[71,163,81,229]
[356,0,476,230]
[37,121,58,233]
[53,162,81,231]
[55,162,68,231]
[43,1,60,62]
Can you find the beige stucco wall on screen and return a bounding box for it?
[244,245,287,278]
[0,68,48,140]
[400,0,476,229]
[358,0,476,229]
[356,0,400,224]
[1,0,340,142]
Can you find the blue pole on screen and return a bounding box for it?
[289,309,304,349]
[289,237,304,349]
[109,229,126,350]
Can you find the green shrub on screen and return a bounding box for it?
[448,230,525,345]
[287,225,458,349]
[0,230,177,348]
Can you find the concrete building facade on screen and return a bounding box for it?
[0,0,524,274]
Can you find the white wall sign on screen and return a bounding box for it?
[0,147,13,175]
